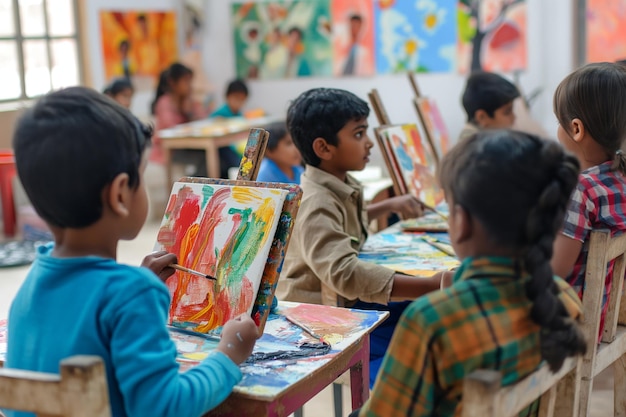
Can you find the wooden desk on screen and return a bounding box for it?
[0,302,387,417]
[159,116,281,185]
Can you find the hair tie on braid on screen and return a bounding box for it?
[612,149,626,174]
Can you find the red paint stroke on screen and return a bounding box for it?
[490,22,521,50]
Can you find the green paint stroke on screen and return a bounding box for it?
[218,207,268,287]
[201,185,214,209]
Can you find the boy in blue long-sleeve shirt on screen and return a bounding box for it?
[4,87,258,417]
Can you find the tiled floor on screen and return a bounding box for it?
[0,220,614,416]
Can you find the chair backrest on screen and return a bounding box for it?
[462,357,580,417]
[0,355,111,417]
[580,230,626,347]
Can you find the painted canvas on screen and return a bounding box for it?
[415,97,451,158]
[374,0,457,74]
[232,1,333,79]
[360,232,459,276]
[156,182,288,333]
[586,0,626,63]
[332,0,375,76]
[100,10,178,90]
[458,0,527,73]
[377,124,444,207]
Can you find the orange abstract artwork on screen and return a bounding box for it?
[100,10,178,87]
[586,0,626,63]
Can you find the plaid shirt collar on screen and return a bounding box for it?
[453,256,525,285]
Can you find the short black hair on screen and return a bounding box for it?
[226,79,248,97]
[103,77,134,96]
[462,71,520,122]
[13,87,152,229]
[350,14,363,22]
[286,88,369,167]
[265,121,288,151]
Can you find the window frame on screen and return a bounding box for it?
[0,0,83,103]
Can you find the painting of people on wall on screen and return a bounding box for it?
[332,0,375,76]
[586,0,626,63]
[100,10,178,90]
[232,1,333,79]
[457,0,527,73]
[374,0,457,74]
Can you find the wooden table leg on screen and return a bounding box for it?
[165,148,174,188]
[350,336,370,410]
[206,143,220,179]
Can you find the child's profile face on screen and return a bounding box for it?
[113,88,134,109]
[267,133,302,168]
[477,101,515,129]
[227,92,248,114]
[327,117,373,172]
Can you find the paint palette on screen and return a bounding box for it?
[156,179,302,334]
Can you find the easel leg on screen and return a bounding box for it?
[165,148,174,188]
[350,337,370,410]
[206,144,219,179]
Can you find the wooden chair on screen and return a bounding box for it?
[576,230,626,416]
[463,357,581,417]
[0,355,111,417]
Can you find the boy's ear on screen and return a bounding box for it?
[451,204,472,244]
[474,109,490,128]
[569,118,585,143]
[312,137,334,161]
[106,173,132,218]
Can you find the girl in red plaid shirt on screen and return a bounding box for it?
[551,62,626,339]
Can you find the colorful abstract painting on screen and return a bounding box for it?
[415,97,452,158]
[458,0,527,73]
[232,1,333,79]
[400,212,448,232]
[156,182,287,333]
[332,0,375,76]
[374,0,457,74]
[360,232,459,276]
[168,302,387,397]
[586,0,626,63]
[100,10,178,90]
[377,124,444,207]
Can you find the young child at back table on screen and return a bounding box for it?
[257,121,303,184]
[353,130,586,417]
[458,71,520,142]
[4,87,258,417]
[276,88,452,387]
[210,79,250,178]
[551,62,626,340]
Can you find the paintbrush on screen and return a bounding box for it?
[420,237,456,257]
[284,314,328,344]
[421,203,449,221]
[170,264,217,281]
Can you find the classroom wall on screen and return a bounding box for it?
[202,0,577,170]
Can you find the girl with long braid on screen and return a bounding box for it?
[352,130,586,417]
[551,63,626,340]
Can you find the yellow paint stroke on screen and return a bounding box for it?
[405,39,418,56]
[231,186,262,204]
[182,352,209,361]
[240,157,253,177]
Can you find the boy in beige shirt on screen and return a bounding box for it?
[276,88,450,386]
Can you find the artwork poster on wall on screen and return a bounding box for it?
[100,10,178,91]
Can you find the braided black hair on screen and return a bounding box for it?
[439,130,587,372]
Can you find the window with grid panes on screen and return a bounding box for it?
[0,0,81,102]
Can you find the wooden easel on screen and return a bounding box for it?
[408,73,443,164]
[167,128,303,334]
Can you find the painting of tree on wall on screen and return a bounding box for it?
[458,0,527,73]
